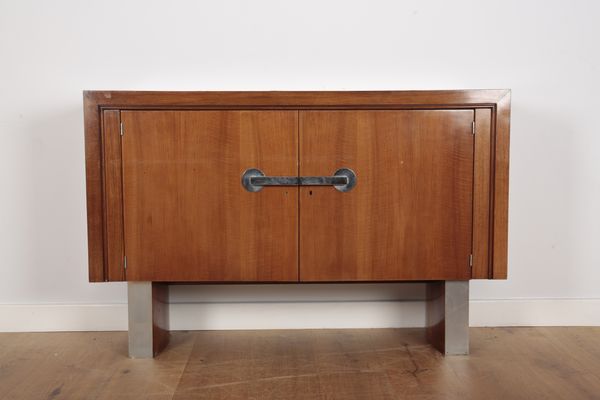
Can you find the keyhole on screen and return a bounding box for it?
[309,190,313,196]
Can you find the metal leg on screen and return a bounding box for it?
[127,282,170,358]
[426,280,469,355]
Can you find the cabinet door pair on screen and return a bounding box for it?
[120,110,474,282]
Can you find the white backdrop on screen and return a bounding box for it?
[1,0,599,331]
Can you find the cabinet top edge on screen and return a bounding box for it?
[83,89,511,108]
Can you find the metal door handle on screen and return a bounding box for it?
[242,168,357,192]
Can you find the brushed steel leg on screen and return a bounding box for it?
[127,282,170,358]
[426,280,469,355]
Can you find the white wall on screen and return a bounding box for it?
[1,0,599,331]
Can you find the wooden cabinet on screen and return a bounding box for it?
[121,110,299,282]
[84,90,511,357]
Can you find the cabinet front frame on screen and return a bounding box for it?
[84,90,510,282]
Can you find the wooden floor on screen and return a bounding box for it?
[1,328,599,399]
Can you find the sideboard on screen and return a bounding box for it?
[83,90,511,357]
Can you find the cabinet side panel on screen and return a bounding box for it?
[82,90,512,108]
[103,110,125,281]
[472,109,492,279]
[83,95,105,282]
[492,93,511,279]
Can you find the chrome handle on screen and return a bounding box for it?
[242,168,357,193]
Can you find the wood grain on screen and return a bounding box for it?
[2,328,599,399]
[83,89,511,109]
[121,111,298,282]
[83,93,105,281]
[102,110,125,281]
[299,110,475,281]
[472,109,492,279]
[83,90,511,282]
[492,91,511,279]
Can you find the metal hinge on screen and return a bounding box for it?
[120,122,124,136]
[472,121,475,135]
[469,254,473,268]
[123,255,127,270]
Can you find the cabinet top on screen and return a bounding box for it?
[83,89,510,109]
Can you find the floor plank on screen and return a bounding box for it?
[0,328,599,400]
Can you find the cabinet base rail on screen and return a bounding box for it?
[127,281,469,358]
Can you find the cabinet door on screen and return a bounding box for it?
[121,111,298,281]
[299,110,474,281]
